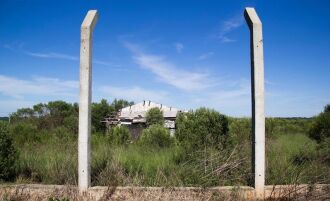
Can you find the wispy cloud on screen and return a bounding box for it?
[99,85,168,102]
[2,44,119,67]
[198,52,214,60]
[174,42,184,53]
[0,75,78,98]
[124,42,216,91]
[217,15,244,43]
[25,51,78,61]
[24,51,121,67]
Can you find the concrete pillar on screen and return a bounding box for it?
[244,7,265,199]
[78,10,98,191]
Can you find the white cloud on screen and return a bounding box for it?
[99,85,168,102]
[23,51,118,67]
[174,42,184,53]
[124,42,216,91]
[25,52,78,60]
[0,75,78,98]
[217,15,244,43]
[198,52,214,60]
[190,79,251,116]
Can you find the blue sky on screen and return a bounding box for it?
[0,0,329,117]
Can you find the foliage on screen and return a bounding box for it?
[10,101,78,131]
[145,107,164,126]
[107,126,132,145]
[324,104,330,113]
[228,117,251,144]
[112,145,180,186]
[92,99,114,133]
[9,99,133,135]
[16,133,77,184]
[175,108,229,151]
[266,117,311,138]
[139,124,174,148]
[4,100,330,187]
[9,122,40,145]
[0,117,9,122]
[266,133,320,185]
[111,99,134,112]
[0,121,18,181]
[309,104,330,142]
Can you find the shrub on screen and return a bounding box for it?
[0,121,18,181]
[324,104,330,113]
[63,115,78,134]
[175,108,229,151]
[52,126,75,141]
[108,126,132,145]
[145,107,164,126]
[92,99,114,133]
[9,122,40,145]
[309,104,330,143]
[139,124,174,148]
[228,117,251,143]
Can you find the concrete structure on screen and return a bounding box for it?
[1,184,329,201]
[103,100,183,138]
[78,10,98,191]
[76,8,266,195]
[244,7,265,199]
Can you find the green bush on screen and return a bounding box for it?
[145,107,164,126]
[175,108,229,151]
[52,126,75,141]
[324,104,330,113]
[92,99,114,133]
[63,115,78,134]
[108,126,132,145]
[9,122,40,145]
[228,118,251,143]
[309,104,330,142]
[0,121,18,181]
[139,124,174,148]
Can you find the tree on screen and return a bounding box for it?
[175,108,229,151]
[145,108,164,126]
[324,104,330,113]
[92,99,114,133]
[108,126,131,145]
[0,121,18,181]
[47,101,75,128]
[139,124,174,148]
[111,99,134,112]
[309,104,330,143]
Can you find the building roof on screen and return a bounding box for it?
[119,100,180,120]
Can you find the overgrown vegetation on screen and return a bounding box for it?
[1,100,329,188]
[139,124,174,148]
[0,121,18,181]
[145,107,164,126]
[107,126,131,145]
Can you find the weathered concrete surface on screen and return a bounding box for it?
[244,7,266,200]
[0,184,329,201]
[79,10,98,191]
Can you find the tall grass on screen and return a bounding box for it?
[16,132,77,184]
[8,117,329,187]
[266,133,318,185]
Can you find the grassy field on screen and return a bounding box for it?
[6,117,327,187]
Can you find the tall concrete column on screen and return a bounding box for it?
[79,10,98,191]
[244,7,265,199]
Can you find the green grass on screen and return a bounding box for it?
[8,118,329,186]
[16,134,77,184]
[266,133,319,184]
